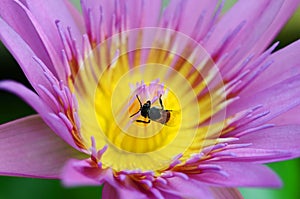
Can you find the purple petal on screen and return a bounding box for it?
[25,0,83,53]
[158,193,181,199]
[206,0,299,65]
[194,162,282,188]
[228,74,300,129]
[81,0,114,38]
[103,170,151,199]
[269,106,300,125]
[0,0,54,74]
[158,177,214,199]
[210,187,243,199]
[102,183,119,199]
[102,182,149,199]
[250,0,300,55]
[0,18,54,93]
[0,81,79,149]
[64,0,85,32]
[126,0,162,28]
[62,160,150,199]
[140,0,162,27]
[235,125,300,162]
[243,39,300,95]
[162,0,218,36]
[0,81,52,118]
[220,147,291,163]
[61,159,103,187]
[1,0,83,79]
[206,0,277,51]
[12,0,67,80]
[0,115,83,178]
[81,0,161,43]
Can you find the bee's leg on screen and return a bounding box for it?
[130,110,141,118]
[136,95,142,106]
[129,95,143,117]
[159,94,164,110]
[136,119,151,123]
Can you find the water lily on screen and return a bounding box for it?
[1,0,300,198]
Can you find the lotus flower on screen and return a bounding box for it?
[1,0,300,198]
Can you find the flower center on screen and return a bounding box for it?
[74,28,226,172]
[102,79,182,152]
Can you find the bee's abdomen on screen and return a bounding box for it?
[158,111,171,124]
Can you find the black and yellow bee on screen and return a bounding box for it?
[130,94,173,125]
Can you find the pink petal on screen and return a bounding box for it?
[102,183,149,199]
[162,0,218,36]
[205,0,299,66]
[82,0,161,41]
[0,81,79,149]
[0,0,54,74]
[210,187,243,199]
[81,0,114,38]
[220,147,290,163]
[1,0,84,79]
[269,106,300,125]
[180,0,219,38]
[250,0,300,55]
[206,0,277,51]
[0,81,52,118]
[158,177,214,199]
[158,193,181,199]
[12,0,66,81]
[103,170,151,199]
[126,0,162,28]
[25,0,83,53]
[243,39,300,95]
[0,18,53,93]
[140,0,162,27]
[0,115,83,178]
[228,74,300,129]
[102,183,119,199]
[236,125,300,162]
[62,160,150,199]
[0,19,62,114]
[195,162,282,188]
[61,159,103,187]
[64,0,85,32]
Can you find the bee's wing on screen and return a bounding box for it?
[165,110,181,127]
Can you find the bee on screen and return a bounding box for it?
[130,94,172,125]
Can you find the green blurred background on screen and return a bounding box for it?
[0,0,299,198]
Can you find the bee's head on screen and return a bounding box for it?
[144,100,151,108]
